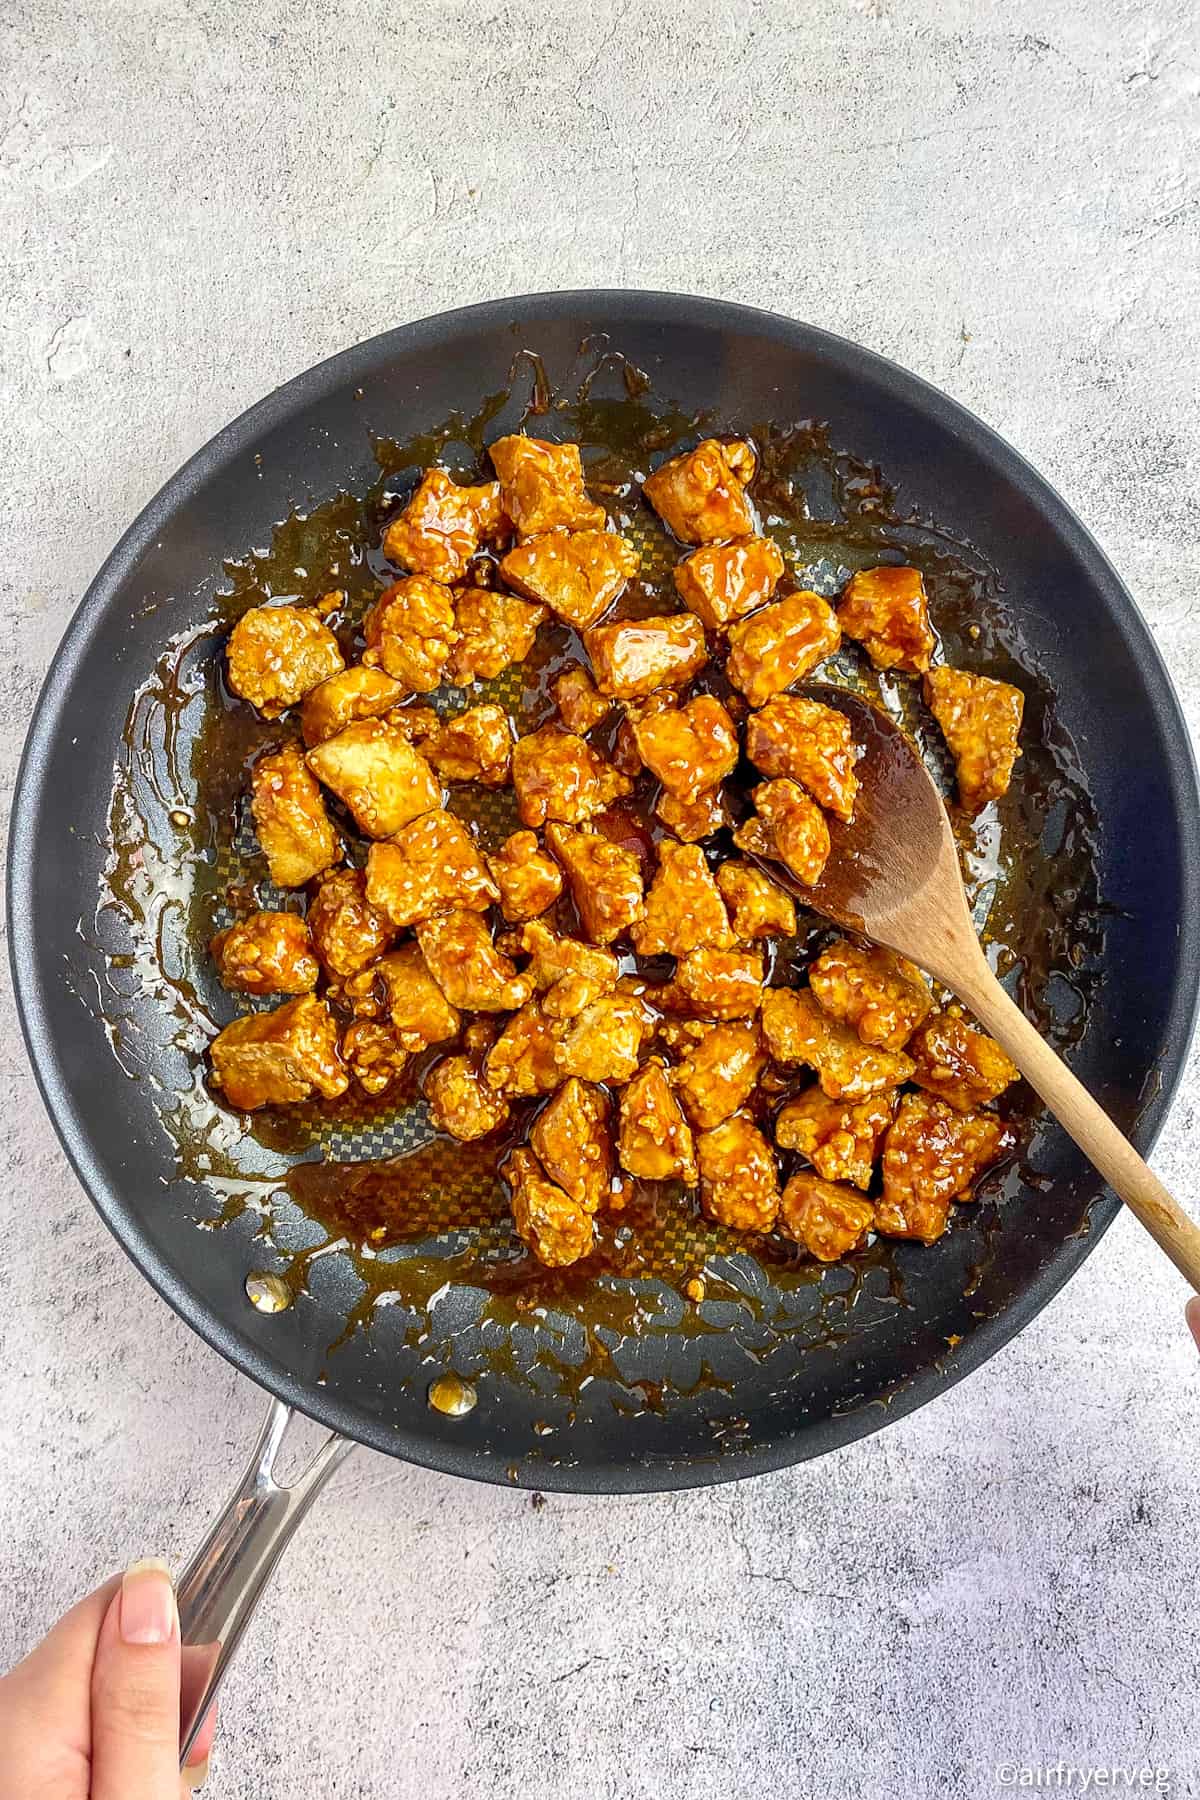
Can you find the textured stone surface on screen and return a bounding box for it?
[1,1,1199,1794]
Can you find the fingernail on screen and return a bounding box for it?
[119,1559,178,1646]
[183,1756,210,1791]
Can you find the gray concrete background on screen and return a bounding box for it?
[2,1,1199,1794]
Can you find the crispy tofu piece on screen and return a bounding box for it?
[422,703,514,787]
[632,841,734,957]
[226,604,345,720]
[365,809,498,928]
[908,1006,1019,1112]
[386,703,440,745]
[727,591,841,707]
[631,694,739,802]
[511,725,632,827]
[696,1113,779,1232]
[584,614,708,700]
[839,566,934,674]
[733,779,831,887]
[501,531,638,630]
[487,831,564,923]
[655,785,729,843]
[306,868,397,980]
[761,988,914,1099]
[545,823,645,945]
[643,439,757,544]
[485,1001,563,1097]
[489,435,607,537]
[554,991,653,1085]
[669,947,764,1020]
[809,940,932,1050]
[505,1147,595,1267]
[364,577,458,692]
[745,694,859,822]
[618,1059,698,1184]
[519,919,620,1018]
[779,1172,875,1262]
[306,720,441,838]
[415,909,533,1012]
[612,690,676,777]
[209,994,347,1110]
[531,1078,614,1211]
[671,1021,766,1130]
[382,468,506,583]
[716,860,797,941]
[426,1053,510,1140]
[673,536,785,629]
[250,744,339,888]
[365,943,461,1050]
[300,665,407,748]
[446,585,546,685]
[924,665,1024,813]
[341,1019,409,1096]
[775,1086,897,1191]
[552,664,612,735]
[878,1092,1012,1242]
[210,910,319,996]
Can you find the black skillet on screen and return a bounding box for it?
[9,293,1200,1751]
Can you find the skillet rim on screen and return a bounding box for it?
[9,288,1200,1492]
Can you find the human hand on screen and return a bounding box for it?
[1187,1297,1200,1352]
[0,1561,217,1798]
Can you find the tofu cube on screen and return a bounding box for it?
[511,725,632,827]
[447,585,547,685]
[226,604,344,719]
[727,591,841,707]
[924,665,1024,814]
[306,720,442,838]
[210,911,319,996]
[779,1171,875,1262]
[501,531,639,629]
[643,439,757,544]
[365,809,498,928]
[631,694,739,802]
[489,435,607,537]
[744,694,859,822]
[696,1113,780,1232]
[382,468,506,584]
[673,536,784,628]
[584,614,708,700]
[209,994,348,1110]
[839,566,934,674]
[250,744,339,888]
[363,576,458,692]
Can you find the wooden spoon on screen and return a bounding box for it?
[759,683,1200,1290]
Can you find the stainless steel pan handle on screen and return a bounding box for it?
[176,1397,354,1765]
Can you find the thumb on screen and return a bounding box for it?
[1186,1296,1200,1351]
[89,1560,182,1800]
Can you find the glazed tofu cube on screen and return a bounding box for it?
[671,1021,766,1130]
[655,786,730,843]
[415,909,533,1012]
[505,1147,595,1267]
[300,665,407,748]
[306,720,441,838]
[877,1091,1012,1242]
[632,841,734,957]
[385,704,440,745]
[554,991,653,1085]
[696,1113,780,1232]
[716,860,797,941]
[924,665,1024,814]
[779,1172,875,1262]
[485,1001,564,1097]
[501,530,639,630]
[422,704,514,787]
[545,823,645,945]
[382,468,506,584]
[251,744,339,888]
[618,1059,698,1184]
[487,831,564,923]
[745,694,859,822]
[446,585,547,685]
[775,1086,897,1191]
[552,664,612,735]
[643,439,757,544]
[511,725,632,827]
[426,1053,510,1140]
[226,604,345,720]
[584,614,708,700]
[518,919,620,1018]
[531,1078,614,1211]
[838,566,934,674]
[761,988,914,1098]
[209,994,348,1110]
[908,1006,1019,1112]
[733,779,831,887]
[341,1019,409,1096]
[809,940,932,1050]
[363,576,458,693]
[669,947,764,1020]
[371,943,461,1050]
[727,591,841,707]
[631,695,739,802]
[366,809,498,928]
[210,910,319,996]
[488,435,607,537]
[306,868,397,980]
[673,536,785,630]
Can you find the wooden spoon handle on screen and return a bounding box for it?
[956,960,1200,1291]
